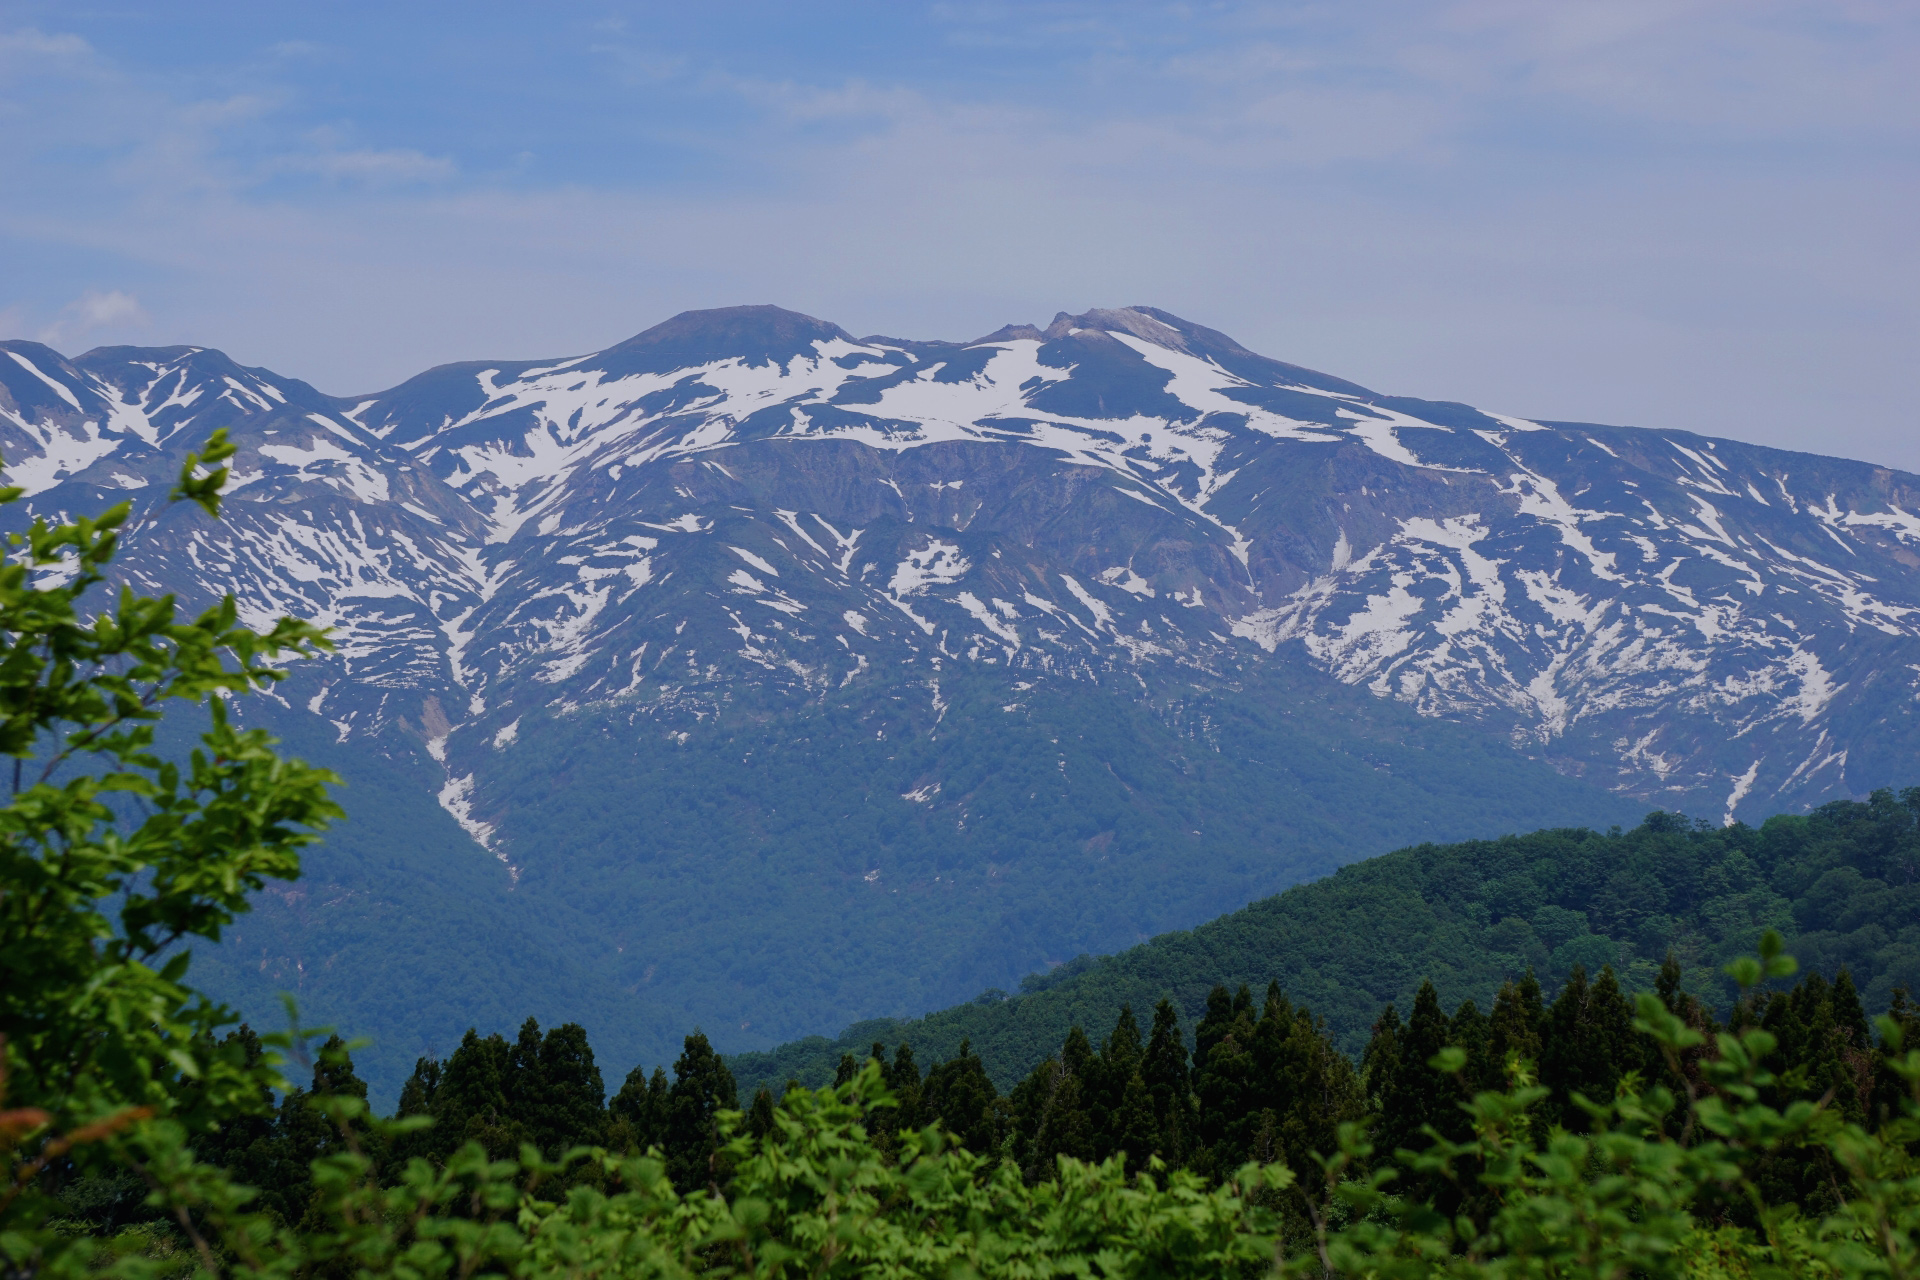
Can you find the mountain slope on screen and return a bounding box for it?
[5,305,1918,1095]
[184,654,1634,1096]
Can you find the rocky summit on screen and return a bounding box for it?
[4,304,1915,1090]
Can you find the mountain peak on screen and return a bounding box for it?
[1042,306,1196,353]
[593,304,856,376]
[972,323,1046,344]
[971,307,1206,352]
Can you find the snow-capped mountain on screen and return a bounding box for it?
[5,304,1917,1082]
[7,306,1914,826]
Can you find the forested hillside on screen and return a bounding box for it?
[729,789,1920,1093]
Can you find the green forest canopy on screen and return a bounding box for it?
[728,791,1920,1094]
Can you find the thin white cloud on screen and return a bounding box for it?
[588,41,689,85]
[0,27,92,58]
[276,147,458,184]
[713,74,926,125]
[35,290,148,347]
[1424,0,1920,136]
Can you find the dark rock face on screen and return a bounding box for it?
[5,304,1915,1086]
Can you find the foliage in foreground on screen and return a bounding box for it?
[0,430,336,1147]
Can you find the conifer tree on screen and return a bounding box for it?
[886,1043,924,1132]
[1641,952,1714,1098]
[189,1026,278,1188]
[1437,999,1495,1219]
[921,1039,1002,1156]
[1111,1071,1159,1177]
[1191,990,1257,1177]
[857,1042,896,1145]
[269,1036,375,1226]
[309,1034,372,1119]
[189,1026,286,1222]
[512,1017,544,1089]
[505,1016,544,1142]
[1248,988,1364,1199]
[1450,999,1492,1097]
[1104,1006,1145,1072]
[1012,1028,1099,1178]
[1539,965,1637,1132]
[1751,973,1861,1213]
[1654,952,1694,1018]
[386,1054,443,1173]
[1763,975,1831,1103]
[1832,968,1872,1044]
[1831,968,1875,1120]
[746,1087,776,1141]
[1193,986,1236,1073]
[1194,985,1252,1072]
[525,1022,606,1156]
[608,1064,652,1152]
[1487,970,1545,1081]
[664,1033,738,1193]
[1247,983,1302,1165]
[1361,1003,1403,1118]
[1291,1007,1364,1167]
[609,1064,669,1153]
[1010,1056,1091,1183]
[1141,999,1194,1167]
[1872,988,1920,1128]
[394,1056,441,1125]
[1086,1007,1143,1163]
[1376,981,1462,1155]
[1060,1025,1095,1080]
[432,1029,521,1159]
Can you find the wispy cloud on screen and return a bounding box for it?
[35,290,147,347]
[0,27,91,57]
[274,146,457,184]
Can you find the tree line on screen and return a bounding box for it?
[118,948,1905,1240]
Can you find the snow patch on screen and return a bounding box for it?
[1724,760,1759,825]
[889,540,970,595]
[1098,566,1155,597]
[437,774,496,850]
[729,546,780,576]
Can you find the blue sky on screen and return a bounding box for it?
[2,2,1915,466]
